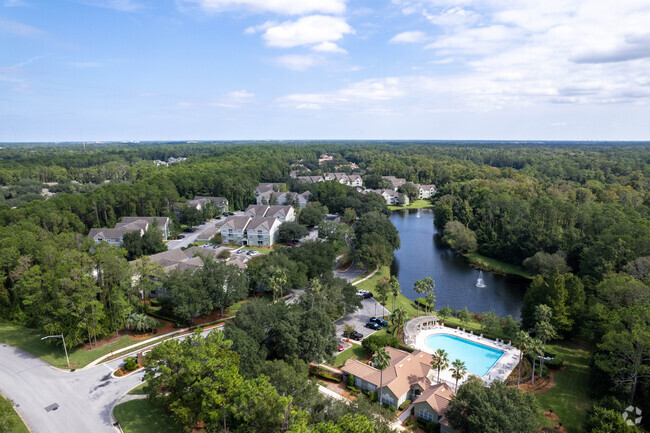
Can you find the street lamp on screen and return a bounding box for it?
[41,334,70,367]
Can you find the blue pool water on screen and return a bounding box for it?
[425,334,504,376]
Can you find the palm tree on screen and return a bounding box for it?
[425,291,436,316]
[309,278,322,309]
[413,277,435,317]
[450,359,467,392]
[268,269,287,301]
[390,306,407,336]
[375,348,391,407]
[343,324,355,341]
[389,276,401,312]
[515,330,533,388]
[528,337,543,386]
[430,349,449,383]
[534,304,557,381]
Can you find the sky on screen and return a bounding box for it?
[1,0,650,142]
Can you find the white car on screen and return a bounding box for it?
[235,249,246,254]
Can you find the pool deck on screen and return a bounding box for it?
[405,316,520,388]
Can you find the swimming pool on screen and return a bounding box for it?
[425,334,504,376]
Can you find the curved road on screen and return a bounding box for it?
[0,326,219,433]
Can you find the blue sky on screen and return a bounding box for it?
[1,0,649,141]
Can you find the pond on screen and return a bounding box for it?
[390,210,527,318]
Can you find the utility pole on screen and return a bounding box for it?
[42,334,70,367]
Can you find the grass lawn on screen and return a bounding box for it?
[464,252,533,279]
[113,399,179,433]
[0,393,30,433]
[127,383,148,395]
[0,321,142,369]
[534,342,592,433]
[355,267,419,318]
[388,200,435,211]
[241,246,272,254]
[332,344,367,368]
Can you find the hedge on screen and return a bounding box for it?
[312,372,341,383]
[399,399,412,411]
[544,355,564,369]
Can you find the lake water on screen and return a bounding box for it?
[390,210,526,318]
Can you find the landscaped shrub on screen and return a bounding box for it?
[544,355,564,369]
[399,399,412,411]
[346,373,355,388]
[367,390,377,402]
[361,333,399,355]
[312,372,341,383]
[124,357,138,372]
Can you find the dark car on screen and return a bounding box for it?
[183,228,194,233]
[228,212,236,216]
[177,234,185,239]
[285,242,295,246]
[365,321,382,331]
[370,317,388,327]
[344,330,363,341]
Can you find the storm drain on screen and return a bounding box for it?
[45,403,59,412]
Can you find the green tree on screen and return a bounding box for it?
[299,203,328,226]
[374,348,391,407]
[458,307,471,325]
[389,276,400,312]
[278,221,309,244]
[450,359,467,392]
[397,182,419,201]
[268,269,288,301]
[443,221,477,253]
[375,277,390,308]
[413,277,434,317]
[481,311,502,336]
[389,306,407,335]
[515,330,534,388]
[430,349,449,384]
[533,304,557,382]
[446,377,538,433]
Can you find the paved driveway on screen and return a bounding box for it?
[334,297,390,344]
[333,262,366,283]
[0,327,221,433]
[167,219,218,250]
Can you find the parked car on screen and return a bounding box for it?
[365,321,382,331]
[338,344,344,352]
[228,212,236,216]
[183,228,194,233]
[370,317,388,327]
[212,245,220,249]
[235,249,246,254]
[246,250,259,256]
[285,242,295,246]
[356,290,373,299]
[343,330,363,341]
[177,234,185,239]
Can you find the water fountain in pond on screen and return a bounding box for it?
[416,209,421,218]
[476,271,486,288]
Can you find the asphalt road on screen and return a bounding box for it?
[166,218,218,250]
[0,327,220,433]
[333,262,366,283]
[334,297,390,343]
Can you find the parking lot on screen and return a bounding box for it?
[334,296,390,347]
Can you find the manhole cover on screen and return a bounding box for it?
[45,403,59,412]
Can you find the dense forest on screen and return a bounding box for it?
[1,141,649,432]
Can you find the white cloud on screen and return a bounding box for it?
[275,54,322,71]
[180,0,346,15]
[4,0,28,6]
[262,15,353,48]
[311,41,347,54]
[75,0,143,12]
[243,21,277,35]
[0,19,44,37]
[178,90,255,109]
[297,103,322,109]
[389,30,427,43]
[423,7,479,27]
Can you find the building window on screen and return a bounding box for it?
[381,394,394,406]
[416,409,434,422]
